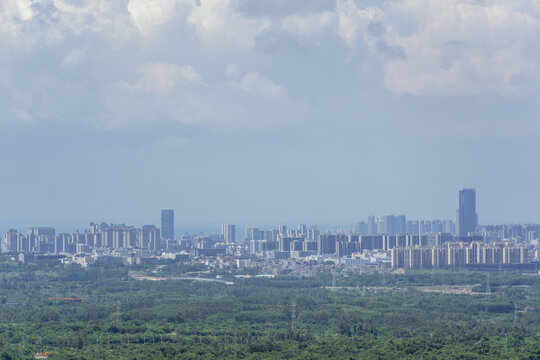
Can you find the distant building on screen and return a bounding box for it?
[355,221,368,234]
[27,227,55,252]
[367,216,376,234]
[426,232,453,246]
[306,226,319,241]
[317,234,338,255]
[139,225,161,251]
[407,220,419,234]
[443,219,456,235]
[194,248,226,257]
[161,209,174,240]
[277,234,304,252]
[391,241,528,269]
[245,226,261,241]
[221,224,235,244]
[377,214,407,234]
[27,227,55,237]
[2,229,19,253]
[458,189,477,236]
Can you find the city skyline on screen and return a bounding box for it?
[0,188,534,240]
[2,188,537,278]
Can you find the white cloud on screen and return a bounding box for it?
[179,65,202,84]
[267,0,540,96]
[225,63,240,78]
[188,0,271,50]
[379,0,540,95]
[51,1,136,45]
[102,63,295,130]
[260,0,540,96]
[0,0,36,49]
[0,0,136,50]
[62,45,90,67]
[281,11,335,37]
[4,0,540,133]
[335,0,382,47]
[11,107,32,123]
[15,0,34,21]
[132,62,202,94]
[104,62,242,128]
[237,72,287,100]
[127,0,194,35]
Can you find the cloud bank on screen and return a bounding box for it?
[1,0,540,128]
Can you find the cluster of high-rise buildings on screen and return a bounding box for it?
[1,209,179,255]
[247,232,454,258]
[353,189,478,236]
[354,189,478,236]
[391,241,528,269]
[246,224,319,255]
[1,224,161,254]
[243,189,535,268]
[356,216,455,235]
[387,189,529,269]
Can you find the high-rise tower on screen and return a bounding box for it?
[161,209,174,240]
[458,189,477,236]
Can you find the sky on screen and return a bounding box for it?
[1,0,540,226]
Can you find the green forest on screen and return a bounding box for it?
[0,258,539,359]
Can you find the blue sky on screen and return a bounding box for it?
[1,0,540,225]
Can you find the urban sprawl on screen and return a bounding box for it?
[2,190,538,272]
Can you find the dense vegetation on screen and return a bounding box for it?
[0,258,540,359]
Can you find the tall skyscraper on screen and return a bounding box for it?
[161,209,174,240]
[458,189,477,236]
[221,224,236,243]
